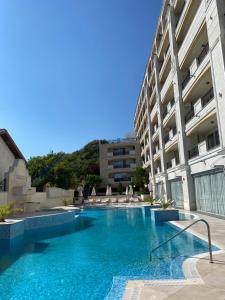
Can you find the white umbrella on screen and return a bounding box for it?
[106,185,112,196]
[108,186,112,196]
[91,187,96,196]
[106,185,109,196]
[125,186,129,195]
[78,186,83,197]
[129,185,133,196]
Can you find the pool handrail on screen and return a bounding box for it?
[149,219,213,263]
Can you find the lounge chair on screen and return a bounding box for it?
[101,198,109,204]
[110,198,117,203]
[118,197,126,203]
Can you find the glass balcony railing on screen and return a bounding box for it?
[188,131,220,159]
[182,43,209,91]
[164,127,177,144]
[182,71,191,89]
[207,130,220,151]
[197,43,209,66]
[202,87,214,107]
[114,177,132,182]
[166,161,172,169]
[185,108,194,123]
[188,145,199,159]
[162,99,175,120]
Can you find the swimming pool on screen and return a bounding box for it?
[0,208,213,300]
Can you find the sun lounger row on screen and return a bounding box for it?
[84,197,140,205]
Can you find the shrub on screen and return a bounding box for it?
[144,197,155,205]
[160,199,174,209]
[0,203,23,222]
[62,198,71,206]
[117,183,123,195]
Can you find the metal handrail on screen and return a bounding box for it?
[149,219,213,263]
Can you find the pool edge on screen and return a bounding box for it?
[121,218,225,300]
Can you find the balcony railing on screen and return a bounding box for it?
[188,145,199,159]
[164,126,177,144]
[202,87,214,108]
[197,43,209,66]
[185,87,214,124]
[185,108,194,123]
[207,130,220,151]
[164,133,170,144]
[112,164,133,169]
[113,150,130,156]
[166,161,172,169]
[163,99,175,120]
[182,71,191,89]
[188,131,220,159]
[154,167,161,174]
[114,177,131,182]
[175,0,186,28]
[105,138,137,144]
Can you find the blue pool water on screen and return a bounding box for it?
[0,208,212,300]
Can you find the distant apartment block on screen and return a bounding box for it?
[99,139,141,187]
[134,0,225,217]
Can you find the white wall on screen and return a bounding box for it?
[0,136,15,182]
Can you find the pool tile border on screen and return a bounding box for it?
[121,216,225,300]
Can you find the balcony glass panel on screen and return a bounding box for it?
[197,43,209,66]
[207,131,220,151]
[188,145,199,159]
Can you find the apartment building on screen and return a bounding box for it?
[99,139,141,187]
[134,0,225,217]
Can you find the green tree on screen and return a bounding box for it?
[132,167,149,191]
[27,140,103,190]
[85,174,102,187]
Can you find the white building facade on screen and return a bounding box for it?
[134,0,225,217]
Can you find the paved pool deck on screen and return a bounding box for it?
[123,211,225,300]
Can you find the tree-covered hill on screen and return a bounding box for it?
[27,140,101,190]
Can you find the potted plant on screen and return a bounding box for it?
[151,198,178,222]
[160,198,174,209]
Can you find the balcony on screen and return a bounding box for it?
[184,88,216,135]
[166,160,172,169]
[188,144,199,159]
[188,130,220,160]
[185,87,214,124]
[162,100,176,126]
[162,99,175,120]
[152,128,159,142]
[164,128,178,152]
[197,43,209,66]
[160,70,173,102]
[155,167,161,175]
[164,127,177,145]
[177,0,205,65]
[150,102,158,121]
[166,157,179,170]
[182,71,191,90]
[111,164,136,170]
[182,54,210,99]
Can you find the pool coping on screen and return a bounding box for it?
[122,212,225,300]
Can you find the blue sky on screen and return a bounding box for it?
[0,0,162,159]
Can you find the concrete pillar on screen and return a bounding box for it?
[145,86,156,197]
[167,2,195,210]
[205,0,225,149]
[154,55,171,200]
